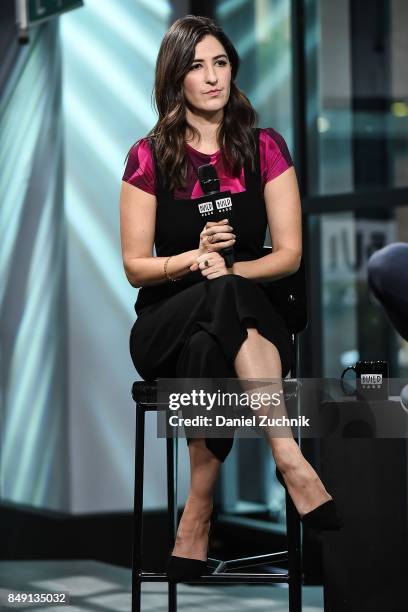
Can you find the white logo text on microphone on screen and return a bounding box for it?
[215,196,232,211]
[198,201,214,216]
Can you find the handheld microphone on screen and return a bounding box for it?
[197,164,235,268]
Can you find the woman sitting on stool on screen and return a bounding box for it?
[119,15,343,582]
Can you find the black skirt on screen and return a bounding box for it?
[130,274,292,462]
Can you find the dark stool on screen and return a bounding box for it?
[131,256,308,612]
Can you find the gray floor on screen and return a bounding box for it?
[0,560,324,611]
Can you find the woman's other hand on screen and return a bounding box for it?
[197,219,235,257]
[190,251,233,279]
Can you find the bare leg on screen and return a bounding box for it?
[234,325,332,517]
[171,438,221,560]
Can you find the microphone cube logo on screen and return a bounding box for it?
[199,201,214,216]
[361,373,383,388]
[215,196,232,212]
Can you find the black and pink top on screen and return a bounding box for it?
[122,127,293,198]
[122,127,294,314]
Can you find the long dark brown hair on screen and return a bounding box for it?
[127,15,259,192]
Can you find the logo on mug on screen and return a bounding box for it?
[361,373,383,387]
[341,360,389,400]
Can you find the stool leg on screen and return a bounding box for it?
[132,404,145,612]
[286,492,302,612]
[287,341,302,611]
[167,425,178,612]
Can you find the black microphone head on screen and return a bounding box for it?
[198,164,220,194]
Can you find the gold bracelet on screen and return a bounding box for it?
[164,255,181,282]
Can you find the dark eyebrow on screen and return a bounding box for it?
[192,54,228,62]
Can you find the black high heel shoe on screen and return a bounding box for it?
[276,467,343,531]
[167,508,217,582]
[166,554,208,582]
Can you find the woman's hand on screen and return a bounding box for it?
[190,251,233,279]
[190,219,236,278]
[196,219,236,258]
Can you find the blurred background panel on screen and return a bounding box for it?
[61,0,174,514]
[0,20,68,511]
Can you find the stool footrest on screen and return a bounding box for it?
[135,571,290,584]
[207,551,288,572]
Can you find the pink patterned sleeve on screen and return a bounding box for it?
[122,138,156,195]
[260,127,294,191]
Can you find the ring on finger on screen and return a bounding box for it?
[207,234,214,244]
[204,259,209,267]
